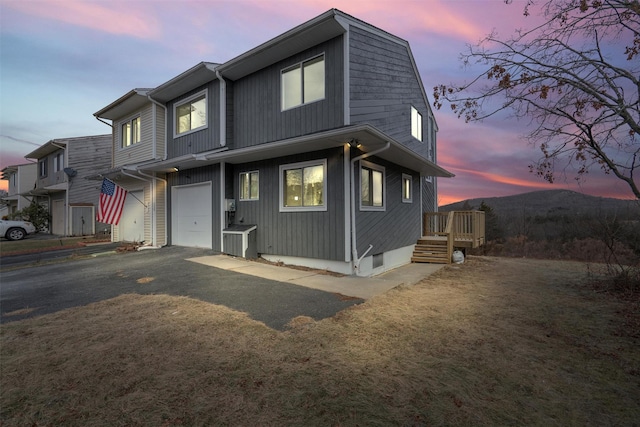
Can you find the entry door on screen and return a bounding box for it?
[172,182,212,248]
[52,199,65,235]
[120,190,145,242]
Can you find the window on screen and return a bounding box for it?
[239,171,259,201]
[402,174,412,203]
[281,55,325,110]
[361,161,385,211]
[174,90,207,136]
[121,116,141,148]
[411,106,423,141]
[280,159,327,211]
[53,152,64,172]
[39,159,47,177]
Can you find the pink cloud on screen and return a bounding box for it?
[5,0,161,39]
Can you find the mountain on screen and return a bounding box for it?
[440,190,639,219]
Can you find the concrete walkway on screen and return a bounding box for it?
[187,255,445,300]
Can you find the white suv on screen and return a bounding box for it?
[0,220,37,241]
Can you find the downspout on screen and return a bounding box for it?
[350,142,390,274]
[215,70,226,147]
[138,170,168,248]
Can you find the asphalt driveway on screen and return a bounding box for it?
[0,246,363,330]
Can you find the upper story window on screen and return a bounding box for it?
[174,90,207,137]
[411,106,423,141]
[53,152,64,172]
[402,174,413,203]
[239,171,259,201]
[361,160,385,211]
[39,159,47,178]
[280,159,327,212]
[281,54,325,110]
[121,116,141,148]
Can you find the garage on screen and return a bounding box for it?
[171,182,212,248]
[119,190,145,242]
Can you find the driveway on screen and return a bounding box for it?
[0,246,363,330]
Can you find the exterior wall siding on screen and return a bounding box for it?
[114,104,155,166]
[231,36,344,149]
[354,155,422,255]
[349,26,432,161]
[231,147,345,261]
[167,81,221,158]
[166,164,222,251]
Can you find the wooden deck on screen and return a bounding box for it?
[412,211,486,264]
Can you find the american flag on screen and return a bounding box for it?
[97,178,127,225]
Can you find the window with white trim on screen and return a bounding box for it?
[239,171,259,201]
[411,106,423,141]
[280,159,327,211]
[121,116,141,148]
[53,152,64,172]
[39,159,47,177]
[281,54,325,110]
[174,90,207,136]
[402,174,412,203]
[360,161,385,211]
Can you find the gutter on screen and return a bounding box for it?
[350,141,390,274]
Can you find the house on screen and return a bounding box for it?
[94,9,453,276]
[1,163,37,217]
[24,135,111,236]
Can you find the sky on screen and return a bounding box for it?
[0,0,634,205]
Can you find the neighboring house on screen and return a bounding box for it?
[24,135,111,236]
[92,89,167,245]
[1,163,37,217]
[94,9,453,276]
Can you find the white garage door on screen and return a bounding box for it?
[119,190,145,242]
[172,182,212,248]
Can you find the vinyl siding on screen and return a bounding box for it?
[231,147,345,261]
[114,105,155,166]
[354,156,422,255]
[231,36,344,149]
[167,81,221,158]
[349,26,431,161]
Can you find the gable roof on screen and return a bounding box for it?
[94,89,153,120]
[147,62,219,103]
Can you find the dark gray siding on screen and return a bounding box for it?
[349,26,431,160]
[166,164,222,251]
[422,177,437,213]
[355,156,422,255]
[167,80,221,158]
[231,36,344,149]
[230,147,345,261]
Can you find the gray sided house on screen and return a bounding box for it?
[95,9,453,276]
[24,135,111,236]
[1,163,37,217]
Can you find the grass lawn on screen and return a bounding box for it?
[1,256,638,425]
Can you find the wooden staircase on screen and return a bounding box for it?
[411,237,450,264]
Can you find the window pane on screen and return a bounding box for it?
[191,96,207,129]
[284,168,302,207]
[122,122,131,147]
[372,170,383,207]
[361,168,371,206]
[240,173,249,200]
[132,117,141,143]
[282,66,302,110]
[411,106,422,141]
[250,172,259,199]
[303,57,324,103]
[303,164,323,206]
[176,104,191,134]
[403,177,411,200]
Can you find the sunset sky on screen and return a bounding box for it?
[0,0,633,205]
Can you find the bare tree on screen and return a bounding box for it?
[434,0,640,199]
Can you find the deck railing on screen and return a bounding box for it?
[423,211,486,249]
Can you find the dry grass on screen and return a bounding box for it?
[1,256,639,426]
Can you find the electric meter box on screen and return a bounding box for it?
[225,199,236,212]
